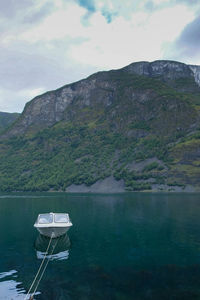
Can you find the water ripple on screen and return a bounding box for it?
[0,270,26,300]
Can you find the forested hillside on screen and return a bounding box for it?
[1,60,200,192]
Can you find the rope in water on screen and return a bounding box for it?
[31,237,59,297]
[24,233,55,300]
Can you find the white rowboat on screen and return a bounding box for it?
[34,212,72,238]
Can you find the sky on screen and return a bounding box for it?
[1,0,200,112]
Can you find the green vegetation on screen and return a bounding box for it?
[0,67,200,191]
[142,162,160,172]
[129,121,150,131]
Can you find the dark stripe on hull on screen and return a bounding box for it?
[37,227,70,238]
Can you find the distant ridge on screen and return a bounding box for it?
[0,111,20,134]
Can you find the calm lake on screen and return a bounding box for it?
[1,192,200,299]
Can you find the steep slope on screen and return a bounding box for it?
[0,112,20,134]
[3,60,200,139]
[1,60,200,192]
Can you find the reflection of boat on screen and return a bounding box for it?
[34,212,72,238]
[34,233,71,261]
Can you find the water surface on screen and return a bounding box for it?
[1,192,200,299]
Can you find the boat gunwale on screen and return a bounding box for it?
[34,223,72,228]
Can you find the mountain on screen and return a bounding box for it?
[1,60,200,192]
[0,112,20,134]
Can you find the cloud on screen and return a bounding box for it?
[176,17,200,55]
[23,1,55,25]
[101,8,116,23]
[70,4,195,69]
[0,0,52,25]
[163,16,200,64]
[76,0,96,13]
[175,0,199,6]
[144,0,199,12]
[0,44,66,90]
[0,2,99,112]
[0,39,98,112]
[0,87,46,113]
[0,0,34,18]
[75,0,151,23]
[0,0,57,46]
[0,0,199,112]
[19,3,87,42]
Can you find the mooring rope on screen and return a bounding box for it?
[31,237,59,297]
[24,234,54,300]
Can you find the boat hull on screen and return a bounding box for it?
[36,226,70,238]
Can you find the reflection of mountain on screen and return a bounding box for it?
[34,233,71,261]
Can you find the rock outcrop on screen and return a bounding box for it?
[123,60,200,87]
[188,65,200,86]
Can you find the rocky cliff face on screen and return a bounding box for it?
[122,60,200,87]
[188,65,200,86]
[3,75,114,137]
[3,60,200,138]
[1,60,200,192]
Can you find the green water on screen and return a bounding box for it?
[1,193,200,299]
